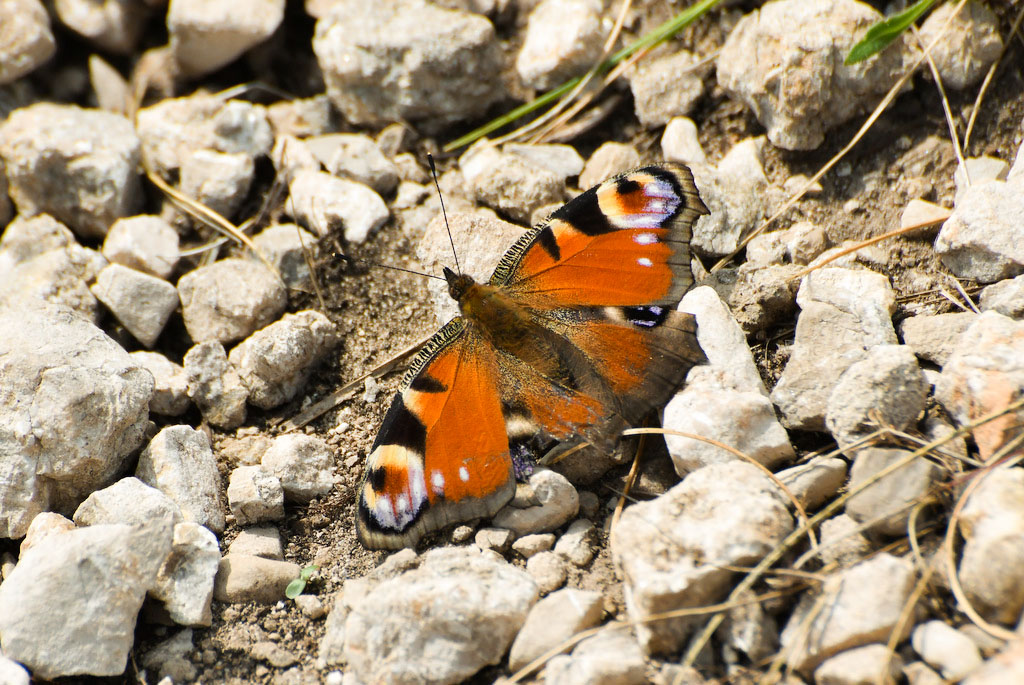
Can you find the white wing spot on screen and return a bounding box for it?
[396,494,409,514]
[633,232,658,245]
[637,257,653,267]
[431,471,445,493]
[459,466,470,482]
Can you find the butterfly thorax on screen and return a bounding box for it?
[443,266,542,358]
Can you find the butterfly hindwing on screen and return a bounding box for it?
[356,319,515,550]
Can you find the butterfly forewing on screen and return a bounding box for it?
[491,164,708,308]
[356,320,514,550]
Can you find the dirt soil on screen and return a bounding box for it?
[7,1,1024,683]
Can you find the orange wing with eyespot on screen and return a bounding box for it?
[356,319,515,550]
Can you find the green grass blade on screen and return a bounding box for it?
[845,0,937,65]
[444,0,723,152]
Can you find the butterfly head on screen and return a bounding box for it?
[443,266,476,303]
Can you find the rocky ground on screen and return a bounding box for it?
[1,0,1023,683]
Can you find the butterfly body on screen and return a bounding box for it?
[357,163,709,550]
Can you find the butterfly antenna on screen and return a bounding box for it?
[427,153,461,275]
[336,253,445,281]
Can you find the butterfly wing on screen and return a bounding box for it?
[491,163,707,307]
[356,319,515,550]
[489,163,709,438]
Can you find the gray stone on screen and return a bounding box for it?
[627,50,705,127]
[19,511,75,553]
[512,533,556,559]
[515,0,603,90]
[0,0,54,85]
[73,477,183,527]
[678,286,766,395]
[91,263,178,347]
[777,457,847,510]
[342,547,538,683]
[901,198,951,239]
[545,627,646,685]
[460,143,565,223]
[129,351,190,416]
[825,344,929,449]
[664,389,794,474]
[306,133,399,194]
[611,461,792,654]
[526,551,567,594]
[0,222,107,321]
[177,258,287,344]
[661,116,707,166]
[228,526,283,559]
[140,628,196,683]
[152,522,220,626]
[136,425,226,535]
[0,654,29,685]
[780,553,917,673]
[666,286,793,474]
[935,312,1024,461]
[578,142,641,190]
[228,310,338,410]
[183,341,248,429]
[727,262,802,334]
[213,554,300,604]
[0,103,141,238]
[818,515,872,568]
[957,467,1024,624]
[168,0,285,77]
[294,594,325,619]
[260,433,336,502]
[917,1,1003,90]
[962,637,1024,684]
[687,140,768,257]
[936,176,1024,283]
[492,469,580,537]
[814,644,903,685]
[266,95,334,138]
[554,519,596,567]
[905,661,945,685]
[717,0,919,150]
[136,94,273,178]
[772,267,897,430]
[287,169,389,244]
[179,149,254,219]
[251,224,317,289]
[899,312,978,366]
[0,213,77,277]
[0,299,153,538]
[912,620,983,681]
[845,447,941,537]
[954,156,1010,205]
[508,588,604,672]
[54,0,148,54]
[504,143,585,181]
[227,466,285,526]
[313,0,503,126]
[979,275,1024,319]
[101,215,179,279]
[475,527,514,554]
[0,519,172,679]
[88,53,129,114]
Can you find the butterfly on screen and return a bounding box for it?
[356,163,709,549]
